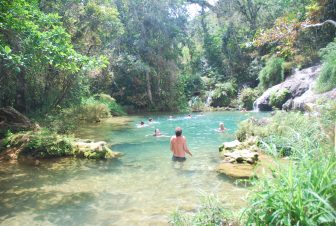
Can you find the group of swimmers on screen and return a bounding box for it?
[138,114,228,137]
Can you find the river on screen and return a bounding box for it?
[0,111,267,225]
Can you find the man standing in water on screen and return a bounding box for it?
[170,127,192,162]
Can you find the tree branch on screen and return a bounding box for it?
[302,20,336,29]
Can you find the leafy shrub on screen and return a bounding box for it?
[269,88,291,109]
[4,129,74,158]
[93,93,126,116]
[189,96,206,112]
[259,56,285,90]
[211,81,237,107]
[238,87,261,110]
[183,74,205,98]
[246,150,336,225]
[241,108,336,225]
[42,94,125,133]
[316,39,336,92]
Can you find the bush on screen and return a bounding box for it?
[93,93,126,116]
[269,88,291,109]
[211,81,237,107]
[189,96,206,112]
[238,87,261,110]
[316,39,336,93]
[3,129,74,158]
[245,150,336,225]
[259,56,285,90]
[241,108,336,225]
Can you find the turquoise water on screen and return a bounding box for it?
[0,111,267,226]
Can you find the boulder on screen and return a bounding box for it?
[219,140,241,152]
[222,149,259,164]
[254,65,328,111]
[0,107,36,137]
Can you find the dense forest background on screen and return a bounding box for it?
[1,0,335,115]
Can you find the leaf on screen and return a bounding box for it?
[15,67,21,73]
[4,45,11,54]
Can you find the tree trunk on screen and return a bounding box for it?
[146,71,153,105]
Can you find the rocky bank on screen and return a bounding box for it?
[254,65,336,111]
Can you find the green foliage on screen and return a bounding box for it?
[170,195,239,226]
[93,94,126,116]
[238,87,261,110]
[269,88,291,109]
[189,96,205,112]
[259,56,285,90]
[238,106,336,225]
[3,129,74,158]
[211,81,238,107]
[236,111,328,157]
[0,0,102,113]
[316,39,336,92]
[246,151,336,225]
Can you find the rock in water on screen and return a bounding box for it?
[73,139,123,159]
[219,140,241,152]
[0,107,35,137]
[222,149,259,164]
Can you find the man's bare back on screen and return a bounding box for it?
[170,127,192,161]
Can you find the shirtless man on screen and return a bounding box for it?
[170,127,192,162]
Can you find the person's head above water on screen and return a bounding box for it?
[148,118,153,122]
[219,122,224,130]
[154,128,161,136]
[140,121,144,125]
[175,127,182,137]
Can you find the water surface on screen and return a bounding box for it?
[0,111,267,225]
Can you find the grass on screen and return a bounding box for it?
[170,195,241,226]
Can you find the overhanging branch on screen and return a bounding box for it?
[302,20,336,29]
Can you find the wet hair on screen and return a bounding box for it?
[175,127,182,136]
[140,121,144,125]
[149,118,153,122]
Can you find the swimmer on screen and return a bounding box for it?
[148,118,153,123]
[217,122,227,132]
[240,108,247,112]
[153,128,161,136]
[137,121,147,128]
[187,114,192,118]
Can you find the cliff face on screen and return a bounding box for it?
[254,65,336,111]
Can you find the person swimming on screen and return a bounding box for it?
[153,128,161,136]
[217,122,227,132]
[148,118,153,123]
[137,121,147,128]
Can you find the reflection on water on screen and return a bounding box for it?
[0,111,267,226]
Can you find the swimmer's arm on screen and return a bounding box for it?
[183,138,192,157]
[170,137,174,153]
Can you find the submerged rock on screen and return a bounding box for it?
[216,163,255,179]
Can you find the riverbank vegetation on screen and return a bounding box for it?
[1,0,336,225]
[1,0,336,116]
